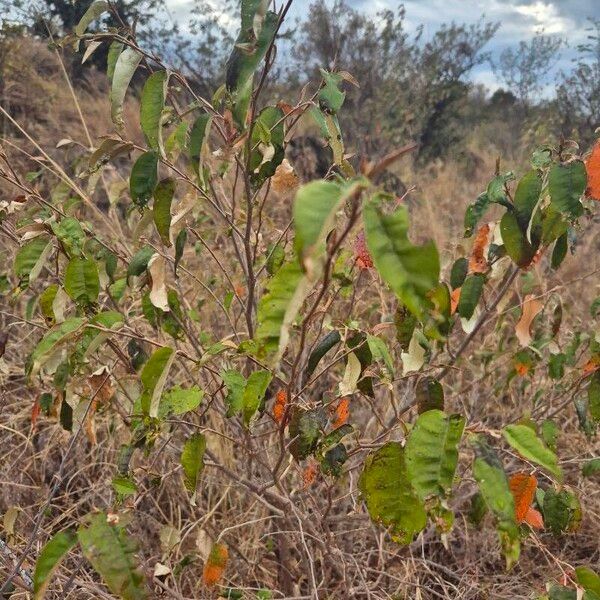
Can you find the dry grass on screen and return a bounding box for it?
[0,36,599,600]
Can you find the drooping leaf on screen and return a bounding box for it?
[304,330,341,383]
[405,410,465,501]
[293,179,361,275]
[130,151,158,208]
[515,294,543,347]
[33,530,78,600]
[457,273,484,320]
[110,47,142,129]
[189,114,212,184]
[153,178,175,247]
[358,442,427,544]
[140,70,168,151]
[255,259,309,363]
[147,253,169,312]
[548,161,586,219]
[500,211,536,267]
[242,370,272,426]
[551,232,568,269]
[181,432,206,495]
[64,258,99,305]
[503,424,562,480]
[363,197,439,319]
[140,346,175,417]
[366,334,394,378]
[77,513,147,600]
[75,0,109,36]
[471,436,520,569]
[225,2,278,128]
[174,229,187,277]
[450,257,468,289]
[338,352,361,396]
[513,170,542,231]
[464,192,490,237]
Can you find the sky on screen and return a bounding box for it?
[165,0,600,90]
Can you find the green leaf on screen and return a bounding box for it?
[358,442,427,544]
[405,410,464,500]
[28,317,86,376]
[39,284,59,320]
[588,371,600,421]
[548,585,577,600]
[318,70,346,114]
[304,330,341,383]
[500,211,536,267]
[130,151,158,208]
[225,3,278,129]
[140,346,175,418]
[159,385,203,418]
[363,197,439,319]
[221,369,246,417]
[242,370,272,426]
[551,232,568,270]
[457,273,484,320]
[266,243,285,275]
[255,259,309,363]
[449,257,468,289]
[548,161,586,218]
[180,432,206,495]
[464,193,490,237]
[416,377,444,413]
[582,458,600,477]
[112,476,137,497]
[15,236,52,282]
[64,258,99,305]
[288,407,327,460]
[140,70,168,151]
[78,513,147,600]
[513,170,542,231]
[110,47,142,129]
[174,229,187,277]
[503,424,562,479]
[33,529,78,600]
[106,41,123,82]
[189,113,212,183]
[153,178,175,247]
[52,218,86,257]
[249,106,285,186]
[471,437,520,569]
[576,567,600,596]
[75,0,108,36]
[293,180,361,272]
[543,487,580,535]
[127,246,155,278]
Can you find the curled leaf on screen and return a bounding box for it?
[515,295,543,347]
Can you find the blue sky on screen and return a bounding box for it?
[165,0,600,90]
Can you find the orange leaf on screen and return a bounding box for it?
[202,543,228,587]
[509,472,537,523]
[583,355,600,376]
[271,159,299,194]
[450,287,461,315]
[523,506,544,529]
[515,362,530,377]
[354,230,373,270]
[468,223,490,274]
[273,389,287,424]
[515,295,543,347]
[585,141,600,201]
[31,399,41,430]
[303,460,318,488]
[334,397,350,428]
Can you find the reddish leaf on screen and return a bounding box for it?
[524,506,544,529]
[334,397,350,428]
[303,460,318,488]
[583,355,600,376]
[509,472,537,523]
[468,223,490,274]
[273,389,287,424]
[450,287,461,316]
[585,141,600,201]
[354,230,373,270]
[31,399,41,430]
[202,543,228,587]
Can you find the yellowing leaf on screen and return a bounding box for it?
[515,295,543,347]
[339,352,361,396]
[271,158,299,193]
[401,330,425,375]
